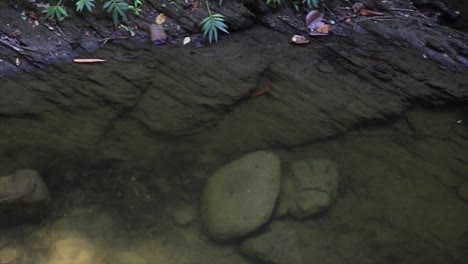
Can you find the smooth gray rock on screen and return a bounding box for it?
[240,221,302,264]
[0,169,50,204]
[201,151,281,240]
[289,159,339,219]
[0,169,50,224]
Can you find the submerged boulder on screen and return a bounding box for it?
[240,221,302,264]
[288,159,339,219]
[0,169,50,224]
[201,151,281,240]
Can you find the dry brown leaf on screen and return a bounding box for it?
[316,24,329,34]
[73,58,106,63]
[252,84,272,97]
[155,13,166,25]
[306,10,324,31]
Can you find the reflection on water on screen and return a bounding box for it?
[1,105,467,264]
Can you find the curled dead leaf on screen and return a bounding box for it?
[359,9,385,17]
[291,35,309,44]
[155,13,166,25]
[316,24,329,34]
[305,10,324,31]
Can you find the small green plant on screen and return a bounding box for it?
[304,0,320,8]
[43,0,139,26]
[200,0,228,44]
[103,0,129,25]
[44,0,68,21]
[265,0,282,5]
[128,0,142,16]
[76,0,95,12]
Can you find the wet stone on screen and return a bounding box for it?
[0,169,51,224]
[240,221,302,264]
[288,159,339,219]
[317,64,334,73]
[171,204,197,227]
[201,151,281,240]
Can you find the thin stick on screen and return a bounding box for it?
[389,8,416,12]
[356,16,395,23]
[353,16,395,31]
[323,3,336,17]
[99,36,129,47]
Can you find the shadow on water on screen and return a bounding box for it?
[0,27,467,264]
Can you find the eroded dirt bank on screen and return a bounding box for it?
[0,0,467,75]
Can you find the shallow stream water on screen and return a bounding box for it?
[0,27,467,264]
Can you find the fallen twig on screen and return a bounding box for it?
[389,8,416,12]
[323,3,336,17]
[99,36,130,47]
[0,36,23,52]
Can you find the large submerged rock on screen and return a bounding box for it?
[201,151,281,240]
[0,169,50,204]
[288,159,339,219]
[0,169,50,224]
[240,221,302,264]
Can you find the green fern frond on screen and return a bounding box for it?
[128,0,143,16]
[44,5,68,21]
[266,0,282,5]
[200,13,228,43]
[76,0,95,12]
[303,0,319,8]
[200,0,228,44]
[103,0,129,25]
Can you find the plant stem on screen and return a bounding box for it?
[205,0,212,17]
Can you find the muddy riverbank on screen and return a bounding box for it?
[1,0,467,76]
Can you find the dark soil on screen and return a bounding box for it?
[0,0,467,76]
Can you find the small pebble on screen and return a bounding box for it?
[171,205,197,227]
